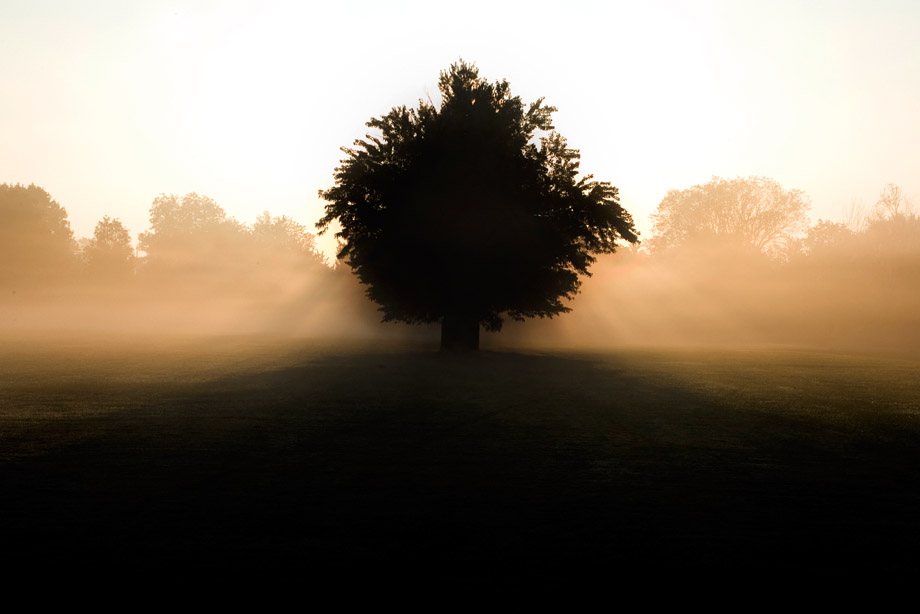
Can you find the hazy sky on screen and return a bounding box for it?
[2,0,918,256]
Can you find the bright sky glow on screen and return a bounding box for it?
[2,0,918,257]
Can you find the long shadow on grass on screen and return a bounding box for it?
[3,346,919,586]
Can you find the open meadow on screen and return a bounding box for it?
[2,333,919,588]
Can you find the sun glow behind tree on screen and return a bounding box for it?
[319,61,637,350]
[1,0,917,258]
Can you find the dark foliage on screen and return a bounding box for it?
[318,62,637,343]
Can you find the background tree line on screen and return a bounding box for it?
[502,176,920,350]
[0,186,329,290]
[0,184,376,335]
[2,178,918,348]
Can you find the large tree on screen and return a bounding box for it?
[650,176,810,258]
[318,61,638,351]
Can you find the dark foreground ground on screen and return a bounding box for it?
[2,333,919,591]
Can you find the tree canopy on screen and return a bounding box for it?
[138,193,250,278]
[84,216,134,279]
[139,193,246,255]
[253,211,324,265]
[317,61,638,350]
[650,176,810,258]
[0,183,75,285]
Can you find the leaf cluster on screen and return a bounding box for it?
[318,61,637,330]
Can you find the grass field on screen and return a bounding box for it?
[2,333,919,588]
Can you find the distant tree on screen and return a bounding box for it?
[84,216,134,280]
[252,211,325,265]
[318,61,638,351]
[873,183,912,221]
[848,184,920,266]
[842,199,868,233]
[863,192,920,262]
[249,212,329,295]
[649,176,810,258]
[139,193,244,255]
[803,220,854,255]
[138,193,249,281]
[0,183,76,286]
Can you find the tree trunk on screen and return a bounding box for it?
[440,314,480,352]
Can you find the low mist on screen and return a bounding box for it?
[501,218,920,353]
[0,188,389,343]
[2,184,919,354]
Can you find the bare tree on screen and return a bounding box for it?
[874,183,913,220]
[842,199,868,232]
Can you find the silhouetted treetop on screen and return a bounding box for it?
[802,219,854,258]
[84,215,134,280]
[139,193,247,259]
[140,193,244,243]
[650,176,810,258]
[0,183,75,284]
[253,212,321,258]
[874,183,913,222]
[863,184,919,262]
[137,192,253,291]
[318,61,638,350]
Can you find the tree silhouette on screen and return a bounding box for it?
[863,189,920,265]
[0,183,75,287]
[84,216,134,280]
[873,183,913,221]
[650,176,810,258]
[138,193,249,286]
[249,211,330,295]
[252,211,325,267]
[801,219,854,260]
[318,61,638,351]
